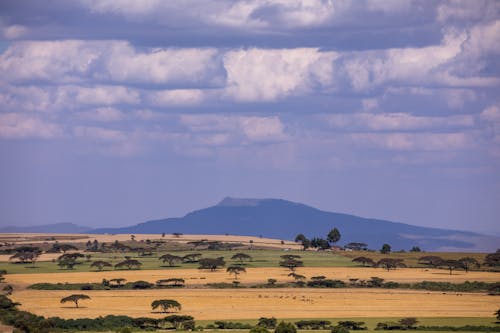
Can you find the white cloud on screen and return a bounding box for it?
[0,41,223,87]
[148,89,205,106]
[323,113,475,131]
[223,48,337,101]
[480,105,500,122]
[79,107,125,122]
[436,0,500,23]
[73,126,127,141]
[350,132,474,151]
[179,114,287,143]
[2,24,28,39]
[0,113,62,139]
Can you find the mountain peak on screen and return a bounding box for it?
[217,197,263,207]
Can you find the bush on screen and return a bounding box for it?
[295,320,331,329]
[251,326,271,333]
[275,321,297,333]
[307,279,346,288]
[331,326,350,333]
[213,321,253,329]
[258,317,277,329]
[338,321,366,330]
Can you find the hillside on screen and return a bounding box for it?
[91,197,499,252]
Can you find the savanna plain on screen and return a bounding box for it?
[0,233,498,333]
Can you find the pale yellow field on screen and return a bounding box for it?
[10,288,497,320]
[0,233,300,252]
[6,267,500,288]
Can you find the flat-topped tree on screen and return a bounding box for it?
[198,257,225,271]
[90,260,112,271]
[58,244,78,253]
[182,253,202,263]
[418,256,444,268]
[375,258,406,271]
[279,258,303,272]
[231,253,252,263]
[156,278,185,288]
[159,254,182,267]
[227,265,246,280]
[352,257,375,267]
[151,299,181,313]
[60,294,90,308]
[458,257,480,272]
[439,259,461,275]
[115,259,142,270]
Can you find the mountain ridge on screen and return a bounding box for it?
[91,197,496,252]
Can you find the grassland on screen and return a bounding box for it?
[1,233,499,332]
[9,288,499,320]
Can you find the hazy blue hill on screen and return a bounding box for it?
[0,222,91,234]
[91,197,497,252]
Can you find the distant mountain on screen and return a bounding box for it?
[91,197,499,252]
[0,222,91,234]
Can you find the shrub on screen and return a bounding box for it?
[331,326,350,333]
[275,321,297,333]
[295,320,331,329]
[258,317,278,329]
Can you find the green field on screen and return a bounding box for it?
[0,249,357,274]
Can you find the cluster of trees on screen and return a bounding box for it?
[418,256,481,274]
[352,257,406,270]
[294,228,341,250]
[8,246,42,266]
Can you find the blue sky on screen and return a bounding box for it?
[0,0,499,233]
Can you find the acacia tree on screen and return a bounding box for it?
[60,294,90,308]
[279,258,304,272]
[376,258,406,271]
[418,256,444,268]
[58,244,78,253]
[327,228,341,245]
[182,253,202,263]
[352,257,375,267]
[227,265,246,280]
[151,299,181,313]
[90,260,112,271]
[231,253,252,263]
[440,259,461,275]
[198,257,225,271]
[159,254,182,267]
[115,259,142,270]
[458,257,480,272]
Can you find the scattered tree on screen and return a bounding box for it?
[380,244,391,254]
[227,265,246,280]
[267,278,277,286]
[327,228,341,245]
[418,256,444,268]
[375,258,406,271]
[90,260,112,271]
[279,258,304,272]
[114,259,142,270]
[440,259,461,275]
[60,294,90,308]
[410,246,422,252]
[151,299,181,313]
[458,257,480,272]
[484,250,500,267]
[344,242,368,251]
[310,237,330,250]
[231,253,252,263]
[156,278,185,288]
[198,257,225,271]
[495,308,500,321]
[159,254,182,267]
[58,244,78,253]
[182,253,202,263]
[352,257,375,267]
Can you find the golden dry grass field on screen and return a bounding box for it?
[6,267,500,288]
[10,288,498,320]
[0,233,299,250]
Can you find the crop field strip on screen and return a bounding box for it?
[9,288,498,320]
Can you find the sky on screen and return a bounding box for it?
[0,0,499,234]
